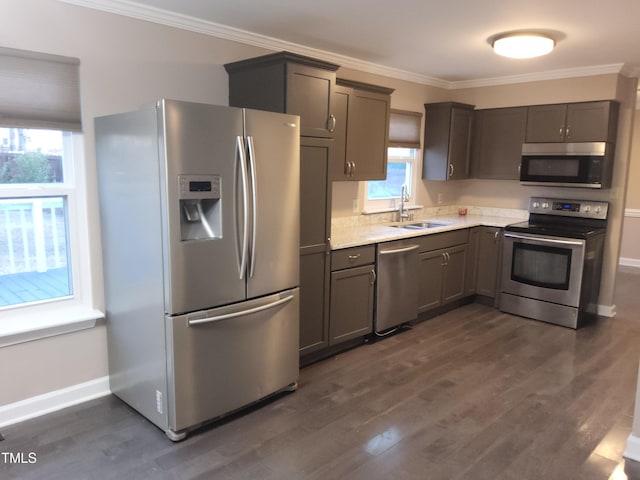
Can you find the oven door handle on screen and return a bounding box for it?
[503,232,584,247]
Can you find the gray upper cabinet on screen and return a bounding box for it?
[471,107,528,180]
[225,51,339,138]
[525,101,619,143]
[423,102,474,181]
[332,79,393,181]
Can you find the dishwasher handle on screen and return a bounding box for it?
[378,244,419,256]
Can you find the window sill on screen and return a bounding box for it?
[362,204,423,215]
[0,305,104,348]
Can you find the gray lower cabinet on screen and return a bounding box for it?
[416,230,469,313]
[299,138,332,355]
[466,226,503,299]
[475,227,502,298]
[329,246,375,345]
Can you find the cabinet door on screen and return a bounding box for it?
[423,102,474,181]
[329,265,374,345]
[348,89,390,181]
[299,138,331,355]
[300,138,331,248]
[476,227,502,298]
[525,104,567,143]
[418,249,445,313]
[331,86,350,180]
[300,249,329,354]
[442,245,467,304]
[447,106,472,180]
[565,101,616,142]
[287,63,335,138]
[471,107,527,179]
[465,227,480,295]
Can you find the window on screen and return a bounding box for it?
[365,147,419,210]
[0,128,75,308]
[0,47,95,333]
[364,109,422,212]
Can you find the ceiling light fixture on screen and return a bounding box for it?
[492,33,555,59]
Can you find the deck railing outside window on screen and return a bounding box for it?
[0,197,71,307]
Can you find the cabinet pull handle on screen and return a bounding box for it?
[351,161,356,176]
[559,126,564,138]
[328,114,336,133]
[566,125,571,139]
[448,163,454,178]
[370,269,377,285]
[494,231,499,242]
[348,253,361,262]
[345,161,350,176]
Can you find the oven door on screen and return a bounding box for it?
[501,231,585,307]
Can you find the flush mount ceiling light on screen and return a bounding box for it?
[492,33,555,59]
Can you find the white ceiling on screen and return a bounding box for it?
[64,0,640,87]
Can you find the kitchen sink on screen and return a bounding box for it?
[391,221,451,230]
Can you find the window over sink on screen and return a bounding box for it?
[364,147,419,211]
[363,109,422,213]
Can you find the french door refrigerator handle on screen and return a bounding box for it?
[236,135,249,279]
[247,135,258,278]
[187,294,294,326]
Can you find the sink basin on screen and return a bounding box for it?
[391,221,451,230]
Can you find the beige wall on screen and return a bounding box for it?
[620,109,640,263]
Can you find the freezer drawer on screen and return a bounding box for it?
[165,288,299,435]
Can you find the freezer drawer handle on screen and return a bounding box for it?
[378,244,419,256]
[187,294,294,326]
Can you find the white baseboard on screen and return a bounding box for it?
[620,257,640,268]
[598,304,617,318]
[625,434,640,462]
[0,376,110,428]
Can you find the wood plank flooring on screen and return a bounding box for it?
[2,267,640,479]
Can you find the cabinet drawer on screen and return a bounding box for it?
[416,229,469,253]
[331,245,375,270]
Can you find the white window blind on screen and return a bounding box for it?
[0,47,81,131]
[388,109,422,149]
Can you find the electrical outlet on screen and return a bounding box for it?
[437,193,443,204]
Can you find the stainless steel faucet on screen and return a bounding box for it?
[398,184,411,222]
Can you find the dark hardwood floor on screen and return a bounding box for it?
[2,267,640,479]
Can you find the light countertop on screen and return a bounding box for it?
[330,214,525,250]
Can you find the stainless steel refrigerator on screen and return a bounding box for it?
[95,99,300,441]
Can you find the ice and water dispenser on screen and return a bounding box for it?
[179,174,222,241]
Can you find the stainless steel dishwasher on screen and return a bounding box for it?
[375,239,419,334]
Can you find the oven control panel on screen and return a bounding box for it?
[529,197,608,220]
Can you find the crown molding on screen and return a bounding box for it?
[59,0,638,90]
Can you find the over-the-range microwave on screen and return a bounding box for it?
[520,142,614,189]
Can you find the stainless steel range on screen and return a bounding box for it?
[500,196,608,329]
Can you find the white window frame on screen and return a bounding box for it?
[0,133,100,346]
[363,147,420,213]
